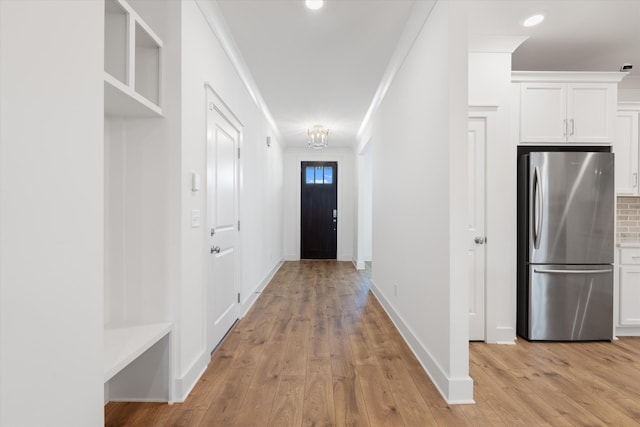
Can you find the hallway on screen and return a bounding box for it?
[105,261,463,425]
[105,261,640,426]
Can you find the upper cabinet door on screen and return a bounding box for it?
[568,83,616,144]
[517,74,619,145]
[613,112,639,195]
[520,83,567,143]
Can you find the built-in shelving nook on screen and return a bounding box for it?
[104,0,162,117]
[103,0,173,404]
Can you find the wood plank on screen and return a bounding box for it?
[104,402,174,427]
[232,341,285,426]
[302,356,336,426]
[268,375,305,427]
[332,374,369,427]
[355,364,405,426]
[197,368,254,426]
[106,262,640,427]
[160,409,205,427]
[281,316,311,376]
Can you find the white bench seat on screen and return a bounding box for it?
[104,322,172,383]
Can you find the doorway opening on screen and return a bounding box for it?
[300,161,338,259]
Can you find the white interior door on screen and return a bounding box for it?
[468,118,486,341]
[206,91,240,353]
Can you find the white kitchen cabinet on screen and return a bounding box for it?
[616,247,640,335]
[620,266,640,325]
[513,71,624,144]
[613,111,639,194]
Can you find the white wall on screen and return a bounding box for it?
[177,0,284,399]
[283,147,354,261]
[468,48,521,343]
[354,142,373,269]
[360,1,473,403]
[0,1,104,425]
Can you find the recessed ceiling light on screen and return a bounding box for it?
[305,0,323,10]
[522,14,545,27]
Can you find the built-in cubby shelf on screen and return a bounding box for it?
[103,0,171,404]
[104,0,162,117]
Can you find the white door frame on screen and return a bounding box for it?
[468,106,496,342]
[204,82,243,352]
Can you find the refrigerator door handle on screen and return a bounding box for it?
[533,166,543,249]
[533,268,611,274]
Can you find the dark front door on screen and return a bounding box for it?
[301,161,337,259]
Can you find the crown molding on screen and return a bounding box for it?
[194,0,283,144]
[468,35,528,54]
[512,70,628,84]
[356,0,438,149]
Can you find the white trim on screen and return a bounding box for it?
[356,0,437,146]
[489,327,517,345]
[616,327,640,336]
[203,83,244,356]
[370,280,475,404]
[195,0,281,142]
[512,70,627,84]
[468,105,498,115]
[241,260,284,317]
[204,82,243,129]
[172,350,209,403]
[618,102,640,112]
[468,35,528,54]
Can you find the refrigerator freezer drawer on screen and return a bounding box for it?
[529,264,612,341]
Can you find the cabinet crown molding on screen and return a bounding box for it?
[618,102,640,112]
[512,71,627,84]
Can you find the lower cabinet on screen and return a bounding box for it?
[616,247,640,335]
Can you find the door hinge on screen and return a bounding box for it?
[237,220,241,231]
[237,293,240,303]
[238,148,241,159]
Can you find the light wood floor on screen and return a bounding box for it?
[106,261,640,426]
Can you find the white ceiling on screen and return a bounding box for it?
[215,0,640,148]
[466,1,640,74]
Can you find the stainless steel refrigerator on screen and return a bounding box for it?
[517,151,614,341]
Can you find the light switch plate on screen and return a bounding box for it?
[191,172,200,192]
[191,209,200,228]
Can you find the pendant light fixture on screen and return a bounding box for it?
[308,125,329,149]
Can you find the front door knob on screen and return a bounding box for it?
[211,246,221,254]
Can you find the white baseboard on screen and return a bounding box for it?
[487,326,516,344]
[370,280,474,405]
[616,326,640,337]
[284,253,298,261]
[353,259,365,270]
[338,253,353,262]
[109,398,172,403]
[172,350,210,403]
[241,260,283,317]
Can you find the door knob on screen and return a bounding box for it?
[211,246,221,254]
[474,237,485,244]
